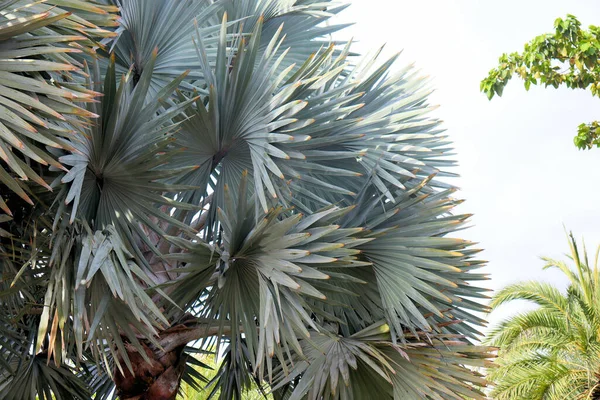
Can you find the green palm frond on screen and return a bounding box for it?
[487,234,600,400]
[490,281,570,313]
[180,347,213,396]
[205,338,265,400]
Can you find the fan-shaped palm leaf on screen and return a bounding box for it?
[269,321,492,400]
[0,0,117,213]
[110,0,222,96]
[0,1,492,398]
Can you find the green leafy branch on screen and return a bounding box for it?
[481,14,600,149]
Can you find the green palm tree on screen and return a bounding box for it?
[486,233,600,399]
[0,1,493,399]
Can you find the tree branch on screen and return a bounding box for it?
[157,318,236,356]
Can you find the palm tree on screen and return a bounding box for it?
[0,1,493,399]
[486,233,600,399]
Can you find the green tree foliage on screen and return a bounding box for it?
[486,234,600,399]
[0,1,493,399]
[180,352,272,400]
[481,15,600,149]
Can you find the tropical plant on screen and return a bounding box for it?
[180,352,272,400]
[481,15,600,149]
[486,233,600,399]
[0,0,493,399]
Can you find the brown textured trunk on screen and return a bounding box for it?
[113,339,187,400]
[112,319,226,400]
[120,208,218,399]
[593,386,600,400]
[592,380,600,399]
[591,373,600,400]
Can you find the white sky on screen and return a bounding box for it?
[333,0,600,329]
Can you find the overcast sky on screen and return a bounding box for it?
[333,0,600,329]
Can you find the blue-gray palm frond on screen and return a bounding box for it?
[0,1,492,399]
[0,0,118,214]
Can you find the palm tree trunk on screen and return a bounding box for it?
[113,320,228,399]
[592,376,600,400]
[114,340,186,400]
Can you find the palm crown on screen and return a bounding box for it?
[486,234,600,399]
[0,1,492,399]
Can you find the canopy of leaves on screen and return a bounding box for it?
[486,234,600,399]
[0,0,492,399]
[481,15,600,149]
